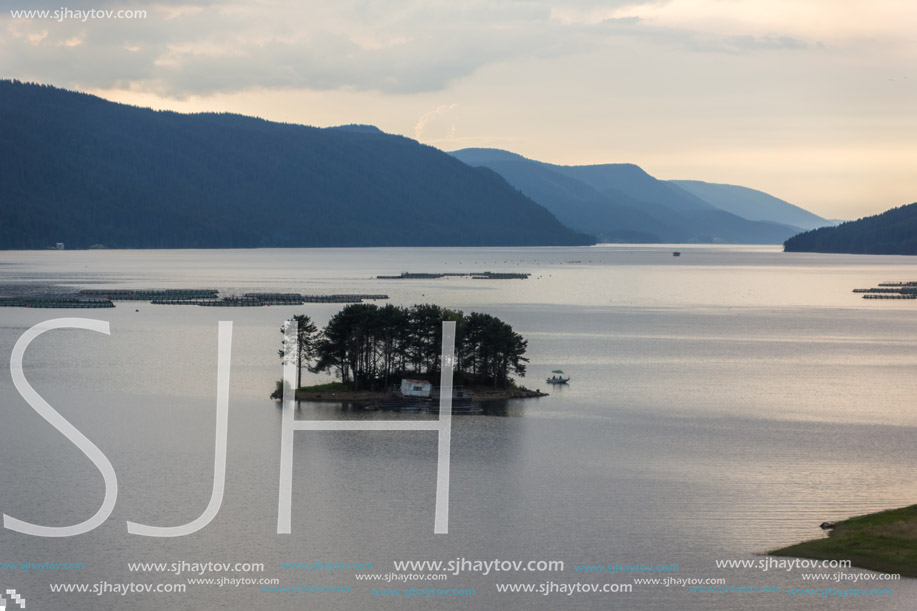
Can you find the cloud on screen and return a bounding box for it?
[710,34,808,53]
[1,0,815,97]
[2,0,214,8]
[414,103,457,139]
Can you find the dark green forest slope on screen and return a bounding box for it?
[783,203,917,255]
[0,81,592,249]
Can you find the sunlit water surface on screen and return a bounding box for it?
[2,245,917,610]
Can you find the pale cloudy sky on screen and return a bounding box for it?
[2,0,915,219]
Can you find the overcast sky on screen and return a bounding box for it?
[3,0,915,219]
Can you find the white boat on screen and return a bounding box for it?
[546,370,570,384]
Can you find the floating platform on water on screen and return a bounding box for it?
[242,293,304,302]
[1,288,388,309]
[80,289,218,300]
[0,296,114,308]
[855,282,917,300]
[299,293,388,301]
[152,293,389,307]
[377,271,530,280]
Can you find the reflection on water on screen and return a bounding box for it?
[2,245,917,610]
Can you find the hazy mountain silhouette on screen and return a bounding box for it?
[451,150,668,242]
[784,202,917,254]
[671,180,831,230]
[0,81,592,249]
[451,148,805,243]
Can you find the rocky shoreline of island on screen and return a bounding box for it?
[271,385,549,403]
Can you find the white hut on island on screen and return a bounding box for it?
[400,379,433,398]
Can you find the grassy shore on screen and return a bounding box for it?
[769,505,917,577]
[272,381,548,402]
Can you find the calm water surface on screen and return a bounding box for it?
[1,245,916,610]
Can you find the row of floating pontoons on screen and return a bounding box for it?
[0,290,388,309]
[854,281,917,300]
[2,270,536,308]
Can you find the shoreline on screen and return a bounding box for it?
[271,388,549,403]
[769,505,917,577]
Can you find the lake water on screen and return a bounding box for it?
[1,244,916,609]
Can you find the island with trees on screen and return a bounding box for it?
[273,304,547,403]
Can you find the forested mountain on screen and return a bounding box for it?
[670,180,831,230]
[0,81,592,249]
[784,203,917,254]
[451,154,667,242]
[451,148,807,244]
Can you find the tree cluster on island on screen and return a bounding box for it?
[280,304,529,392]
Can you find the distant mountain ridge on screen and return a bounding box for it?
[670,180,830,230]
[784,203,917,254]
[0,81,592,249]
[451,147,828,244]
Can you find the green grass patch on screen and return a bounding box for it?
[295,382,355,393]
[273,380,360,397]
[769,505,917,577]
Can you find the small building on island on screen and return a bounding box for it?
[400,379,433,398]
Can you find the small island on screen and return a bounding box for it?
[769,505,917,577]
[272,303,548,405]
[280,381,547,404]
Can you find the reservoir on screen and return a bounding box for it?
[1,244,915,609]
